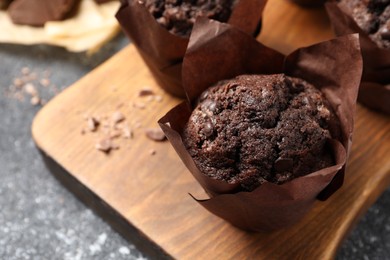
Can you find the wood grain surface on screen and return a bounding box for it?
[32,0,390,259]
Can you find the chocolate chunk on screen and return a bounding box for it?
[201,99,217,113]
[95,138,112,153]
[87,117,100,132]
[274,158,294,172]
[380,23,390,39]
[145,128,166,141]
[111,111,125,124]
[122,125,133,139]
[202,120,214,138]
[8,0,80,26]
[138,88,155,97]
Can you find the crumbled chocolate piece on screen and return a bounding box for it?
[122,125,133,139]
[13,78,23,88]
[30,96,40,106]
[24,83,37,96]
[95,138,115,153]
[111,111,125,124]
[87,117,100,132]
[40,78,50,87]
[133,102,146,109]
[145,128,166,141]
[109,129,121,139]
[138,88,155,97]
[155,95,163,102]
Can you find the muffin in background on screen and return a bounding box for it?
[116,0,266,97]
[339,0,390,49]
[326,1,390,114]
[143,0,237,37]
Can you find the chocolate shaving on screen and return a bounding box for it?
[145,128,166,142]
[111,111,125,124]
[87,117,100,132]
[95,138,118,153]
[133,102,146,109]
[122,125,133,139]
[159,19,362,231]
[138,88,155,97]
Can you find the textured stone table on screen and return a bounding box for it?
[0,34,389,259]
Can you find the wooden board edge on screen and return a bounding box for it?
[36,148,173,260]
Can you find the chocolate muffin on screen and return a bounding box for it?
[340,0,390,48]
[141,0,236,37]
[183,74,340,192]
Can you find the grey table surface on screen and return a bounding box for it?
[0,33,389,260]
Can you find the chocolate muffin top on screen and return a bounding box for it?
[142,0,236,37]
[183,74,340,191]
[340,0,390,48]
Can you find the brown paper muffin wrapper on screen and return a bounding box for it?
[159,19,362,231]
[115,0,266,97]
[325,2,390,114]
[289,0,326,7]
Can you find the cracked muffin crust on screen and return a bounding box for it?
[183,74,340,191]
[141,0,236,37]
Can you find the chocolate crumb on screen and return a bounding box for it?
[13,78,24,88]
[109,130,121,139]
[134,122,142,128]
[145,128,166,141]
[21,67,30,75]
[40,78,50,87]
[133,102,146,109]
[95,138,113,153]
[122,125,133,139]
[24,83,37,96]
[111,111,125,124]
[30,96,40,106]
[155,95,163,102]
[138,88,155,97]
[87,117,100,132]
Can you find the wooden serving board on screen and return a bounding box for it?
[32,0,390,259]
